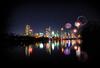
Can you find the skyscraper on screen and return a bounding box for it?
[45,26,51,38]
[24,24,33,36]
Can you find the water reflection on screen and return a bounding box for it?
[25,45,33,56]
[24,39,88,61]
[15,39,88,61]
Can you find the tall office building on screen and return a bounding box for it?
[24,25,33,36]
[45,26,51,37]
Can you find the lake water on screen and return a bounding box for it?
[1,39,88,65]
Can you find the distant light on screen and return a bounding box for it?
[61,28,64,31]
[39,32,44,36]
[65,23,72,29]
[39,43,43,48]
[52,31,54,34]
[75,22,81,28]
[72,28,78,33]
[29,29,32,32]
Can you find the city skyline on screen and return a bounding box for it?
[1,0,100,65]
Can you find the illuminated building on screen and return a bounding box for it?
[39,32,44,37]
[45,43,51,54]
[45,26,51,38]
[24,24,33,36]
[34,33,39,38]
[60,27,64,38]
[56,31,59,37]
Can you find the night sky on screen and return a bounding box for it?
[2,0,100,34]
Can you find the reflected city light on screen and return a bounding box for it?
[24,38,84,58]
[56,41,59,46]
[25,45,33,56]
[61,48,64,53]
[29,46,32,53]
[76,46,81,56]
[51,43,55,50]
[67,40,71,47]
[39,43,44,49]
[76,39,82,44]
[74,45,78,50]
[48,48,51,54]
[71,40,76,46]
[25,46,28,56]
[64,48,70,55]
[35,42,39,47]
[23,37,88,62]
[46,43,50,49]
